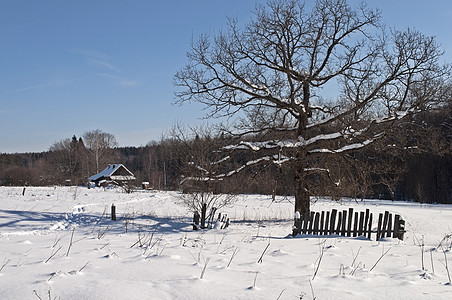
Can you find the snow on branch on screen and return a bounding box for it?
[305,132,342,146]
[223,131,357,153]
[195,165,209,174]
[224,156,273,177]
[211,156,231,165]
[220,154,293,178]
[303,167,330,172]
[275,155,292,166]
[223,154,286,177]
[182,153,294,185]
[374,109,414,124]
[223,140,304,151]
[309,139,374,154]
[179,176,221,185]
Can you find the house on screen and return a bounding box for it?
[89,164,136,187]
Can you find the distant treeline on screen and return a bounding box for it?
[1,110,451,204]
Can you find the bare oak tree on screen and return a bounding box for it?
[174,0,450,219]
[83,129,118,173]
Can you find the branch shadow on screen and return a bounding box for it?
[0,208,230,236]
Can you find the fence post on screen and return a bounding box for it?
[200,203,207,229]
[111,204,116,221]
[193,211,200,230]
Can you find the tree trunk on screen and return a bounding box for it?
[294,149,310,218]
[295,87,310,219]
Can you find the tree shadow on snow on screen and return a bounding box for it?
[130,214,193,234]
[0,209,111,232]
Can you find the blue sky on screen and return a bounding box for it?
[1,0,451,153]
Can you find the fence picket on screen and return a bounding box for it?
[313,212,320,235]
[367,213,373,239]
[330,209,337,235]
[341,210,347,236]
[377,213,383,241]
[320,211,325,235]
[325,211,330,235]
[308,212,315,234]
[336,211,343,235]
[386,213,393,238]
[347,208,354,237]
[353,212,359,237]
[364,209,370,237]
[358,211,365,236]
[393,214,400,238]
[381,211,390,240]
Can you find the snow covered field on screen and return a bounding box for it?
[1,186,451,299]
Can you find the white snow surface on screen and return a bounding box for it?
[1,186,451,299]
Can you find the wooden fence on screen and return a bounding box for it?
[193,203,230,230]
[292,208,405,241]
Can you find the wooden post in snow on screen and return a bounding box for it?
[200,203,207,229]
[193,211,200,230]
[111,204,116,221]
